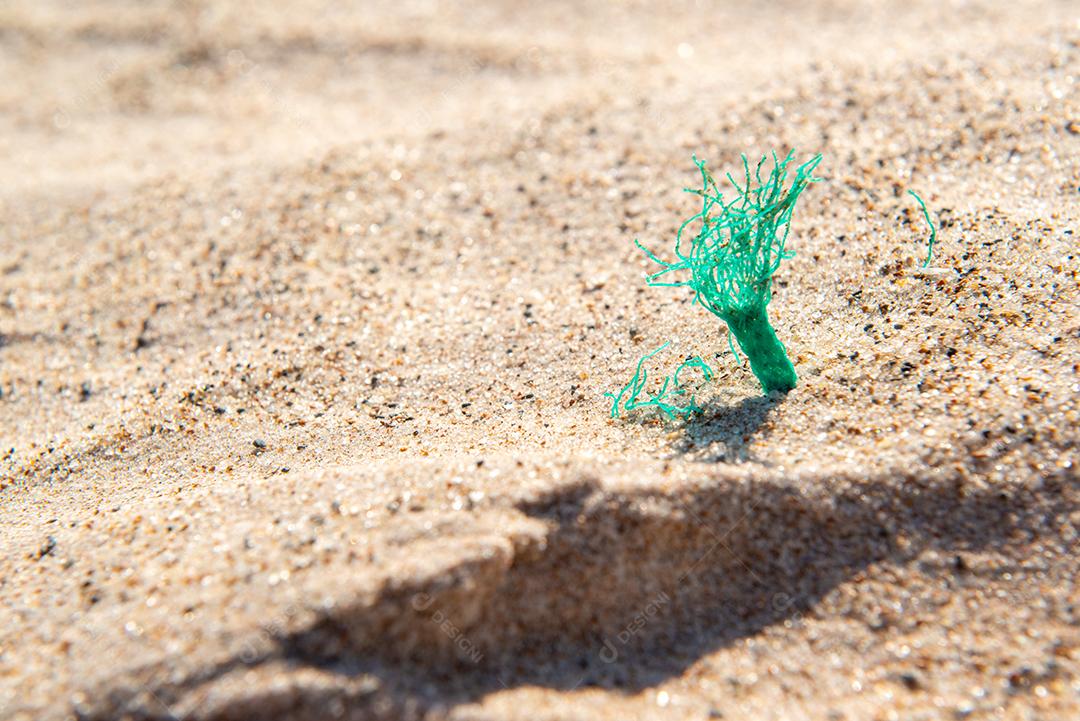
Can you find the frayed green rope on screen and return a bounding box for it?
[636,151,821,393]
[604,342,713,420]
[907,190,937,267]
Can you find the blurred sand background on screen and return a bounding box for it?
[1,1,1078,719]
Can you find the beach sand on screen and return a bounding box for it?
[1,1,1078,719]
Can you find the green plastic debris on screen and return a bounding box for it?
[604,342,713,420]
[636,151,822,394]
[907,189,937,267]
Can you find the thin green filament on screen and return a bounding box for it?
[604,342,713,420]
[907,190,937,267]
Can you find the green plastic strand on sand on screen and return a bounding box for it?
[636,151,822,394]
[907,190,936,267]
[604,342,713,420]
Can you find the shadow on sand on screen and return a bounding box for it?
[243,465,1071,720]
[102,397,1073,721]
[669,393,784,462]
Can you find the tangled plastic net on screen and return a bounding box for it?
[635,151,822,393]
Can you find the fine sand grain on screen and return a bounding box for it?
[1,2,1078,720]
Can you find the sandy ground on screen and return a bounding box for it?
[1,1,1079,719]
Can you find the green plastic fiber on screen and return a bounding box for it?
[907,190,937,267]
[604,342,713,420]
[636,150,822,394]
